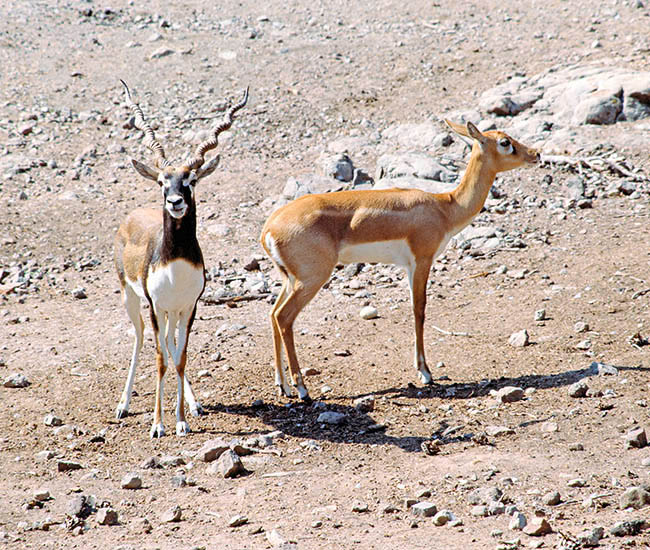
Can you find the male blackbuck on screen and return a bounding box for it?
[114,80,248,437]
[261,120,539,401]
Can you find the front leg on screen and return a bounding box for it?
[151,311,168,438]
[408,257,434,385]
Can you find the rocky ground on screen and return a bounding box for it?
[1,0,650,549]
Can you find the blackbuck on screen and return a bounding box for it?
[261,120,539,401]
[114,80,248,437]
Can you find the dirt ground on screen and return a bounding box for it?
[1,1,649,548]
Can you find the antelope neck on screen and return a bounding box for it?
[160,206,203,266]
[450,148,497,225]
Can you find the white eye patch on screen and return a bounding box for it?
[497,139,514,155]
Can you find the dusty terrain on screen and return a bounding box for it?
[1,1,650,548]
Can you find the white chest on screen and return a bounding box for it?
[338,239,415,267]
[146,259,204,312]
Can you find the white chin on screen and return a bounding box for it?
[167,208,186,219]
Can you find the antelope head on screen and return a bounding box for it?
[120,80,249,219]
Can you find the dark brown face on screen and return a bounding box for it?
[159,167,196,219]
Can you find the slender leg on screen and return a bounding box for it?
[407,256,434,384]
[116,286,143,419]
[150,308,168,438]
[171,309,195,436]
[269,274,293,397]
[274,274,330,401]
[183,373,204,417]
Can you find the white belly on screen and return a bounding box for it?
[146,259,204,312]
[338,239,415,267]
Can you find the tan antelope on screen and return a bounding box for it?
[114,80,248,437]
[261,120,539,402]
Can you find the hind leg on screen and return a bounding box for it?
[270,274,293,397]
[274,272,332,402]
[116,286,144,419]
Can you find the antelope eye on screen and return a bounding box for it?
[499,138,511,148]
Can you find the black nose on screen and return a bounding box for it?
[168,196,183,206]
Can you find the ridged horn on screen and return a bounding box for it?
[186,87,249,171]
[120,80,171,169]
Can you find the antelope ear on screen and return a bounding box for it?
[195,155,220,181]
[445,119,487,145]
[131,159,160,182]
[465,121,485,143]
[444,119,470,137]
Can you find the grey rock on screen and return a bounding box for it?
[376,153,454,182]
[568,478,586,487]
[68,495,93,518]
[120,473,142,490]
[508,329,529,347]
[568,380,589,398]
[171,474,187,488]
[317,411,347,425]
[488,500,506,515]
[320,153,354,182]
[485,425,514,437]
[622,73,650,120]
[542,491,561,506]
[572,90,622,125]
[625,428,647,449]
[141,456,161,469]
[360,305,378,320]
[411,501,437,517]
[590,361,619,376]
[209,449,247,478]
[150,47,175,59]
[432,509,453,526]
[3,373,31,388]
[509,511,527,530]
[266,529,289,547]
[456,225,497,242]
[620,486,650,509]
[228,514,248,527]
[44,414,63,427]
[480,94,519,116]
[160,455,185,468]
[33,488,51,502]
[468,486,503,505]
[351,501,369,513]
[577,527,604,547]
[623,96,650,121]
[36,450,56,461]
[534,309,546,321]
[470,505,488,517]
[96,508,119,526]
[161,505,182,523]
[610,519,646,537]
[381,122,447,150]
[57,460,83,472]
[574,321,589,333]
[353,395,375,412]
[565,176,585,200]
[195,439,230,462]
[523,517,552,536]
[282,174,344,200]
[495,386,524,403]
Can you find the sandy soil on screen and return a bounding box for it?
[1,1,649,548]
